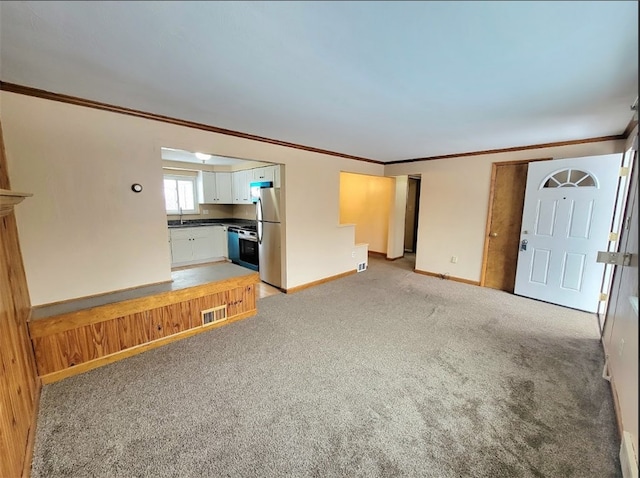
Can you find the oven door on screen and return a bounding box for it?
[238,236,259,271]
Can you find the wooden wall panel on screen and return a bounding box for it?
[30,283,258,378]
[0,120,39,477]
[116,313,149,350]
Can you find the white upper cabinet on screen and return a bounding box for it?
[231,165,280,204]
[197,171,233,204]
[232,170,252,204]
[252,166,276,183]
[197,171,216,204]
[215,172,233,203]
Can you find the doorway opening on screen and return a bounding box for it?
[481,153,632,314]
[339,172,395,257]
[480,159,549,292]
[404,176,421,254]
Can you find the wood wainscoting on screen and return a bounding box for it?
[0,120,40,477]
[29,272,259,384]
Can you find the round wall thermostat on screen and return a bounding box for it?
[131,183,143,193]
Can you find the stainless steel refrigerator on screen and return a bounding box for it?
[257,188,281,288]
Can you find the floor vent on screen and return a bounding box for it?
[201,305,228,326]
[357,262,367,272]
[620,431,638,478]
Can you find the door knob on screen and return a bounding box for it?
[490,232,498,237]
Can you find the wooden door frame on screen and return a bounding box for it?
[479,157,552,287]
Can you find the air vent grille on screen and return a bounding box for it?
[201,305,228,326]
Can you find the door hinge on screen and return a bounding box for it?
[609,232,619,241]
[619,167,629,177]
[599,293,608,301]
[596,251,632,266]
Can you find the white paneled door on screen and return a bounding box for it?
[514,155,622,312]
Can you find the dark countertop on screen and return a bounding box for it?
[168,218,256,229]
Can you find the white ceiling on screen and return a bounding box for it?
[0,1,637,162]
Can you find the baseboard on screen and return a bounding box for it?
[39,310,257,384]
[21,377,42,478]
[601,348,637,478]
[285,270,356,294]
[170,257,227,269]
[608,371,625,440]
[602,342,624,440]
[368,251,387,258]
[414,268,480,286]
[620,430,638,478]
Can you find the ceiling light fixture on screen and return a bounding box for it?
[195,152,212,161]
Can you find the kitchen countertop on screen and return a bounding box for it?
[168,218,256,229]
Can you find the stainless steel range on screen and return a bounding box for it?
[227,225,258,271]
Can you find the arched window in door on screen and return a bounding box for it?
[541,168,597,189]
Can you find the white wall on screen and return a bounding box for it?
[602,126,638,461]
[385,140,626,281]
[1,92,382,305]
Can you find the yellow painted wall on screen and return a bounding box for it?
[339,172,394,254]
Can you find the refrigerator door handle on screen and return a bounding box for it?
[257,198,264,244]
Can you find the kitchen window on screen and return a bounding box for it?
[163,175,198,214]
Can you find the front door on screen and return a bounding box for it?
[514,154,622,312]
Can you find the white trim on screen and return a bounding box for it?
[163,174,199,214]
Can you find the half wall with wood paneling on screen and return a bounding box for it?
[29,274,258,383]
[0,120,39,477]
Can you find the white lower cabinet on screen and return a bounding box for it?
[169,230,194,263]
[169,226,228,266]
[212,225,228,258]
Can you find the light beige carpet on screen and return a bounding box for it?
[32,256,620,477]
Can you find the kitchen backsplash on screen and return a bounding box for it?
[167,203,256,221]
[233,204,257,220]
[167,204,234,221]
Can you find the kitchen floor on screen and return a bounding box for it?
[256,281,281,299]
[171,261,282,299]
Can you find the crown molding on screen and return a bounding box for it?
[1,81,631,167]
[386,133,627,165]
[0,81,384,165]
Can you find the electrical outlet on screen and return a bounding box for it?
[203,209,209,214]
[351,251,356,258]
[450,256,458,264]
